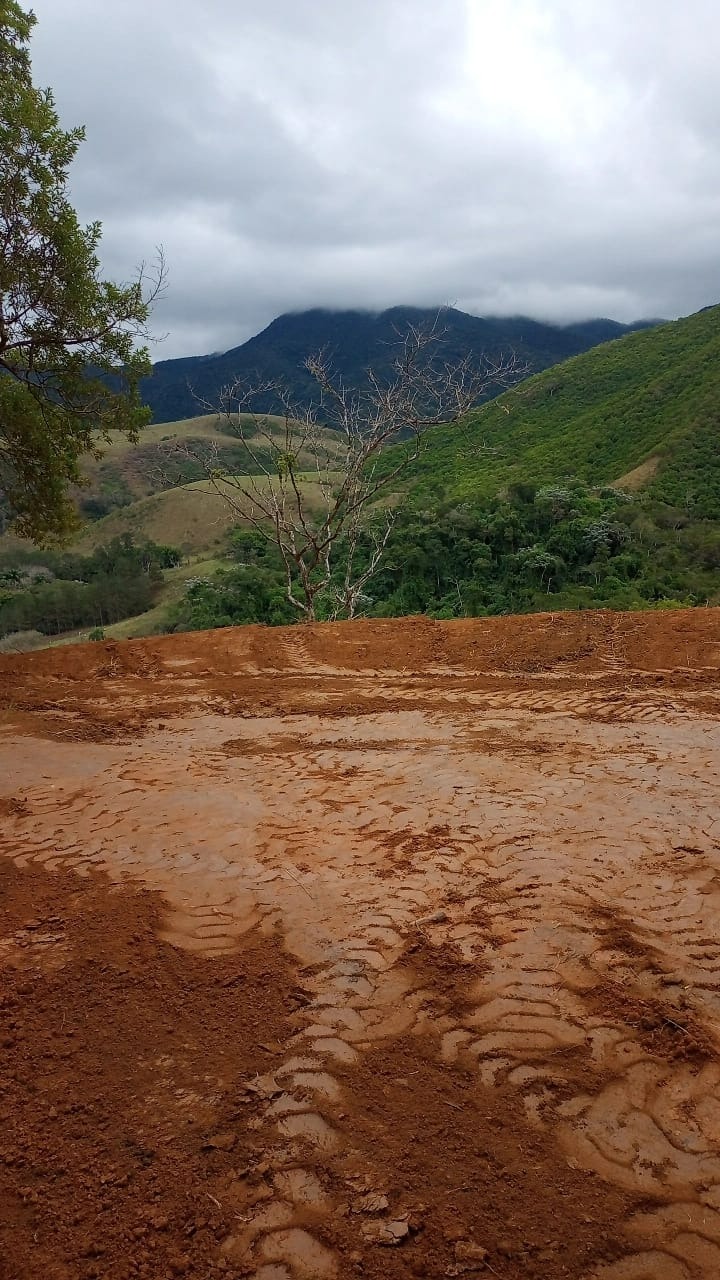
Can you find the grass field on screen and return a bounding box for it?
[0,405,345,563]
[78,413,345,503]
[93,411,334,458]
[97,413,240,457]
[71,472,343,556]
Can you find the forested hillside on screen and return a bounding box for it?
[388,304,720,517]
[0,536,180,646]
[171,304,720,626]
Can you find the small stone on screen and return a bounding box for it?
[416,909,449,925]
[361,1217,410,1246]
[454,1240,488,1264]
[243,1073,282,1099]
[203,1133,236,1152]
[355,1192,390,1213]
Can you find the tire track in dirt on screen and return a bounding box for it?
[216,913,427,1277]
[0,727,440,1278]
[1,673,720,1276]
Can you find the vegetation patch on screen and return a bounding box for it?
[0,535,180,639]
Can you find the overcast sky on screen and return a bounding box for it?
[30,0,720,359]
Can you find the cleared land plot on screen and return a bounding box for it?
[1,608,720,1279]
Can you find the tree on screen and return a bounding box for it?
[191,317,525,621]
[0,1,164,541]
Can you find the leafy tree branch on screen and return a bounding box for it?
[0,0,165,540]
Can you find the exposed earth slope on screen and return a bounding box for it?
[1,608,720,1279]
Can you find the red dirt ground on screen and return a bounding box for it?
[1,608,720,1280]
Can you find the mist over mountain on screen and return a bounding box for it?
[141,307,657,423]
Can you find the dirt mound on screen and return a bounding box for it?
[1,608,718,745]
[1,606,719,684]
[1,608,720,1278]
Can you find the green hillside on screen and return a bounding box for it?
[395,305,719,517]
[2,305,718,648]
[326,305,715,619]
[71,472,343,557]
[71,412,344,518]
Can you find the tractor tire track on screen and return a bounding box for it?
[1,654,719,1276]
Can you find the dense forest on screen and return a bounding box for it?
[0,536,180,640]
[1,466,716,647]
[165,480,719,633]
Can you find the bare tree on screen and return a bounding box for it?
[191,317,525,622]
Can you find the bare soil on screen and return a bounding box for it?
[1,609,720,1280]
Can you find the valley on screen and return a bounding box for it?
[1,303,719,651]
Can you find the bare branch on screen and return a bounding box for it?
[173,318,525,621]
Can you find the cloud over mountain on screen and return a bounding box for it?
[30,0,720,357]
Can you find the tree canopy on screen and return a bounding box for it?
[0,0,163,541]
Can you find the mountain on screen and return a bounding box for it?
[390,303,720,518]
[141,306,654,423]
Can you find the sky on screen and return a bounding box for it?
[29,0,720,360]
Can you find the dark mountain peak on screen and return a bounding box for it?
[141,305,661,424]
